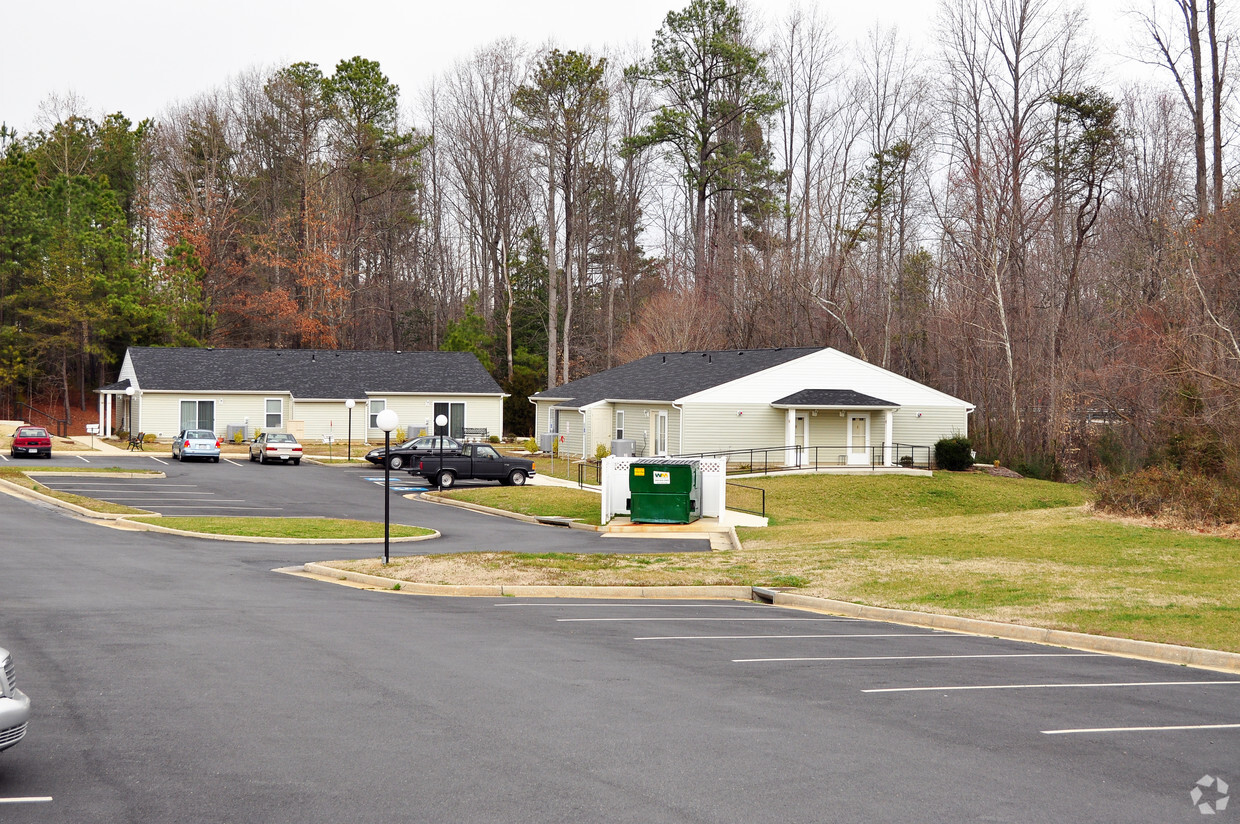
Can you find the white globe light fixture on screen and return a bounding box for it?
[344,399,356,461]
[376,408,399,564]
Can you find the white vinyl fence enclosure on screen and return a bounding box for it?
[600,456,727,524]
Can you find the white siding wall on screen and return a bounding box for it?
[361,396,503,443]
[135,393,282,439]
[292,402,364,443]
[129,393,502,442]
[679,403,787,454]
[891,407,969,445]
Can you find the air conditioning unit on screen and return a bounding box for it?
[611,439,636,457]
[538,433,557,453]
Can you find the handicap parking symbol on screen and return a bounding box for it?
[363,476,426,492]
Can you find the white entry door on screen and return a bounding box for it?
[848,415,870,465]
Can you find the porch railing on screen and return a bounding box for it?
[670,443,933,475]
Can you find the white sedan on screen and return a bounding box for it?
[249,433,303,465]
[0,646,30,753]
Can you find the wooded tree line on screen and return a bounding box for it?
[2,0,1238,476]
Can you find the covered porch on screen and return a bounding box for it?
[771,389,902,468]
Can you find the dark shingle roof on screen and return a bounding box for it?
[124,347,502,398]
[531,348,821,408]
[771,389,897,407]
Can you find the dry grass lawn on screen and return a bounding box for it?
[323,472,1240,653]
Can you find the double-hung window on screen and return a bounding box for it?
[615,410,624,440]
[369,399,386,429]
[265,398,283,430]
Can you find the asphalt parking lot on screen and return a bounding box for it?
[19,452,712,553]
[0,476,1236,821]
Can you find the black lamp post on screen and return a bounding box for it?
[435,413,448,490]
[376,409,398,564]
[345,399,355,462]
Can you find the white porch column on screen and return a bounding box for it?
[105,394,113,436]
[784,408,797,466]
[883,409,894,466]
[97,392,104,435]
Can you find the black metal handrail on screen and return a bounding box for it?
[16,402,68,438]
[671,443,933,474]
[577,460,603,488]
[725,481,766,517]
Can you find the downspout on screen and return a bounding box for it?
[672,401,684,456]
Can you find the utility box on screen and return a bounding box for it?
[611,438,636,457]
[628,458,701,524]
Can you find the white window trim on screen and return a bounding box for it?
[180,398,217,433]
[615,410,624,440]
[264,397,284,431]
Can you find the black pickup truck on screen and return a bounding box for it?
[412,442,536,488]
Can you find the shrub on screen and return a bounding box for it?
[523,437,539,453]
[489,435,501,444]
[1015,451,1061,481]
[143,433,156,443]
[117,430,129,441]
[233,431,244,444]
[934,436,973,471]
[595,443,611,460]
[395,427,406,443]
[253,428,263,440]
[1093,466,1240,526]
[898,455,914,468]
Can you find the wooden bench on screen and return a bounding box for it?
[127,432,146,451]
[463,427,489,442]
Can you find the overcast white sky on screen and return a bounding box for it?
[2,0,1146,135]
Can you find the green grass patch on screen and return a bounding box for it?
[0,466,155,514]
[741,471,1086,525]
[128,516,434,539]
[443,487,603,526]
[321,472,1240,653]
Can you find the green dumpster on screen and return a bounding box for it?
[628,458,701,524]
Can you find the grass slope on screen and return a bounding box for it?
[329,472,1240,652]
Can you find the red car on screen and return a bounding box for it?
[10,426,52,459]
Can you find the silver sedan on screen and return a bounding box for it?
[171,429,221,462]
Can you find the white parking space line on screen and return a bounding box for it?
[636,632,947,641]
[148,456,169,465]
[734,653,1103,663]
[224,458,244,466]
[1043,723,1240,735]
[150,505,272,510]
[43,483,197,487]
[52,491,207,496]
[557,617,857,623]
[0,797,54,804]
[865,680,1240,694]
[76,455,90,463]
[496,603,770,609]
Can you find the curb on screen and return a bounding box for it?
[419,490,744,551]
[295,567,1240,674]
[302,563,751,600]
[0,476,155,520]
[118,519,441,544]
[763,591,1240,674]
